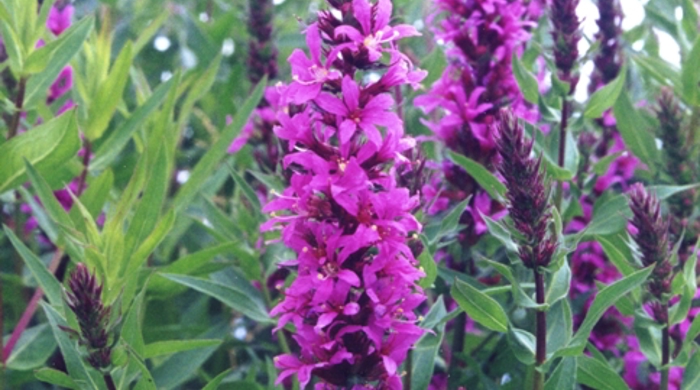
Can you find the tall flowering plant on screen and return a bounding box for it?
[262,0,427,388]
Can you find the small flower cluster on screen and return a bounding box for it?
[655,89,697,228]
[550,0,581,92]
[263,0,427,388]
[62,264,115,370]
[228,0,283,175]
[629,184,672,301]
[415,0,534,243]
[495,111,555,269]
[247,0,278,85]
[589,0,623,91]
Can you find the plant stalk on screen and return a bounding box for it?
[2,250,63,361]
[103,373,117,390]
[7,77,27,140]
[533,269,546,390]
[661,302,670,390]
[554,99,570,212]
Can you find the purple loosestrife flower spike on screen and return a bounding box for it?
[495,111,555,268]
[64,263,113,370]
[550,0,581,92]
[589,0,623,92]
[628,183,673,299]
[265,1,426,388]
[247,0,278,84]
[656,89,695,220]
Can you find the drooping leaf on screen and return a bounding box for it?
[448,151,506,200]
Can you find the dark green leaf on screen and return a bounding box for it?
[0,110,80,193]
[448,150,506,200]
[682,350,700,390]
[144,339,222,359]
[3,226,64,308]
[23,17,93,108]
[5,324,56,370]
[613,91,658,169]
[584,67,626,118]
[172,77,266,211]
[452,279,509,333]
[35,368,77,389]
[577,356,629,390]
[161,274,271,324]
[544,357,576,390]
[512,53,539,104]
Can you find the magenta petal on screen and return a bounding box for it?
[352,0,372,35]
[339,120,357,144]
[382,355,397,375]
[375,0,392,30]
[316,93,348,116]
[343,302,360,315]
[342,76,360,112]
[337,269,360,286]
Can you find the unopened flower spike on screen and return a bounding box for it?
[62,263,117,371]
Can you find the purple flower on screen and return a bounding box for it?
[47,4,74,36]
[48,66,73,103]
[316,76,399,147]
[286,23,341,104]
[266,1,426,388]
[334,0,419,62]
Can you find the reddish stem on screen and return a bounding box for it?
[2,250,63,362]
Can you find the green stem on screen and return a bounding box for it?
[7,77,27,140]
[661,303,670,390]
[554,98,570,212]
[533,269,546,390]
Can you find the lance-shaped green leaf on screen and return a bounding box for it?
[42,303,102,390]
[544,357,576,390]
[3,226,63,308]
[576,356,629,390]
[5,323,57,371]
[507,326,536,365]
[85,41,134,141]
[682,36,700,105]
[512,53,540,104]
[91,77,175,171]
[203,369,232,390]
[172,77,266,212]
[161,274,271,324]
[35,368,77,389]
[597,235,636,276]
[144,339,222,359]
[547,299,573,357]
[448,150,506,200]
[566,266,653,354]
[646,183,700,200]
[0,110,80,193]
[452,279,509,333]
[23,17,93,108]
[483,258,541,309]
[682,351,700,390]
[613,91,658,169]
[546,261,571,306]
[584,66,626,118]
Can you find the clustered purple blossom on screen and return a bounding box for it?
[414,0,536,243]
[261,1,427,388]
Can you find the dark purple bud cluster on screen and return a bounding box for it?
[628,184,673,299]
[496,111,556,268]
[589,0,623,92]
[64,263,114,370]
[247,0,278,84]
[550,0,581,92]
[656,89,696,220]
